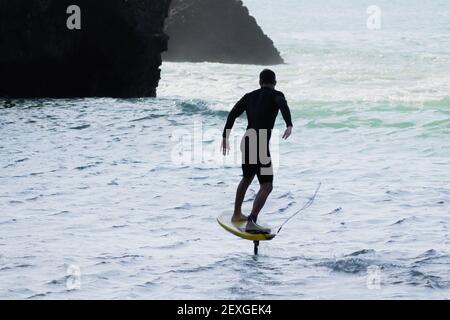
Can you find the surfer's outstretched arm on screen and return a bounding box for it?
[276,93,293,140]
[222,96,247,136]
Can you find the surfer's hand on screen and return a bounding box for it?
[283,126,292,140]
[221,138,230,155]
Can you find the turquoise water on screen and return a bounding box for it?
[0,1,449,299]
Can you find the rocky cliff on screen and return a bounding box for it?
[164,0,284,65]
[0,0,283,98]
[0,0,171,98]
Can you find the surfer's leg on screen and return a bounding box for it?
[232,175,254,222]
[247,160,273,223]
[248,182,273,223]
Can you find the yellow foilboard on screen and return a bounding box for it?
[217,213,276,241]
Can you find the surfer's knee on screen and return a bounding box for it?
[242,176,254,184]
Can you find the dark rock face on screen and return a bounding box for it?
[164,0,284,65]
[0,0,171,98]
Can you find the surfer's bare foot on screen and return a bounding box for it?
[231,213,248,223]
[245,219,271,234]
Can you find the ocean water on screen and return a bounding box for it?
[1,0,449,299]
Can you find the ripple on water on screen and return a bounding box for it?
[316,249,377,274]
[70,124,90,130]
[0,263,34,271]
[318,257,374,274]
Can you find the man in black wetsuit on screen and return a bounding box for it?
[222,69,293,234]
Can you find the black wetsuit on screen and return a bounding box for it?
[223,87,293,183]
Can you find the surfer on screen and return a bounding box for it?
[222,69,293,234]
